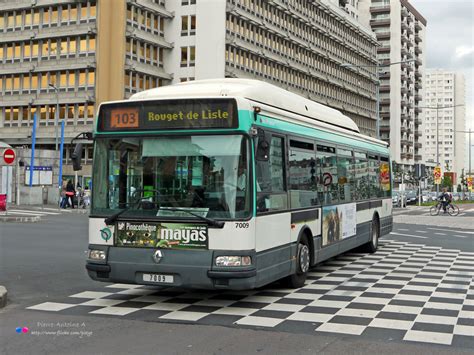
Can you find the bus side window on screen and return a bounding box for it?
[316,145,338,205]
[289,142,318,208]
[256,136,287,213]
[368,155,381,198]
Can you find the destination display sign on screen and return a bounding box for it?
[98,99,238,132]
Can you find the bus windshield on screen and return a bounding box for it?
[92,135,251,220]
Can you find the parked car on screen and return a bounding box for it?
[405,190,417,205]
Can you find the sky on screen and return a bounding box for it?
[410,0,474,170]
[410,0,474,127]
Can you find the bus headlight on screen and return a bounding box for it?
[89,249,106,261]
[215,256,252,267]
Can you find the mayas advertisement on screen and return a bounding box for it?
[322,203,356,246]
[116,222,208,249]
[380,162,391,192]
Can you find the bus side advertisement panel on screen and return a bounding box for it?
[322,203,356,246]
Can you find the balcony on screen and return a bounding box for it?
[375,30,391,39]
[370,18,391,27]
[380,125,391,133]
[377,45,390,53]
[401,46,408,56]
[415,142,422,148]
[401,86,408,94]
[415,81,422,89]
[379,71,390,79]
[415,46,422,55]
[401,21,409,30]
[414,94,422,102]
[414,118,422,125]
[379,84,390,92]
[415,33,421,43]
[401,7,408,17]
[415,21,423,31]
[380,97,390,105]
[401,125,407,133]
[370,5,391,13]
[415,57,422,65]
[415,131,422,137]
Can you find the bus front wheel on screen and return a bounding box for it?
[284,237,310,288]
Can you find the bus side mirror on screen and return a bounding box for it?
[71,143,83,171]
[256,130,271,161]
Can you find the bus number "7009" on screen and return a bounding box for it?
[235,222,250,228]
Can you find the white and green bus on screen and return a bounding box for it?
[84,79,392,290]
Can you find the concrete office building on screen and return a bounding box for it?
[423,69,466,181]
[167,0,379,136]
[0,0,378,191]
[359,0,426,170]
[329,0,362,21]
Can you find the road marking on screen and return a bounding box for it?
[7,209,60,215]
[397,228,410,231]
[452,235,468,239]
[416,230,428,233]
[426,227,474,235]
[434,232,447,236]
[458,213,466,216]
[389,232,427,239]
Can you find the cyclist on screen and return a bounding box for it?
[438,188,452,213]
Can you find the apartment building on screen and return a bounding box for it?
[423,69,466,181]
[359,0,426,170]
[0,0,378,182]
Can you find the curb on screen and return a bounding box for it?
[0,286,7,308]
[0,215,41,223]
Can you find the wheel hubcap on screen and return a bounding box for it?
[299,245,310,273]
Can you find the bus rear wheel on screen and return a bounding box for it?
[361,217,379,253]
[284,237,310,288]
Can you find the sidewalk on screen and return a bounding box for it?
[0,204,88,222]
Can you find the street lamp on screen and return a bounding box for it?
[417,104,464,194]
[341,59,415,140]
[455,128,473,200]
[48,83,59,150]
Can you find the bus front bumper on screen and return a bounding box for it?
[86,245,257,290]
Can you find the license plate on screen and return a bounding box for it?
[142,273,174,284]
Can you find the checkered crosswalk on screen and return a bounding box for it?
[27,240,474,347]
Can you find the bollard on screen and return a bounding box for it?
[42,185,48,207]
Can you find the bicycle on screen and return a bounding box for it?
[429,201,460,216]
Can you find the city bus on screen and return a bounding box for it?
[84,79,392,290]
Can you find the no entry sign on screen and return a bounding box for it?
[2,148,16,165]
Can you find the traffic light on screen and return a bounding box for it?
[415,163,426,178]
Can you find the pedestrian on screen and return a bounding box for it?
[60,185,68,209]
[66,180,76,209]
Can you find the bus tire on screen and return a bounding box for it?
[283,236,310,289]
[362,216,379,253]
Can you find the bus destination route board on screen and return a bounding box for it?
[98,99,238,131]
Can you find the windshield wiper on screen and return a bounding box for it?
[104,200,141,225]
[158,207,225,228]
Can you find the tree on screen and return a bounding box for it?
[441,175,453,191]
